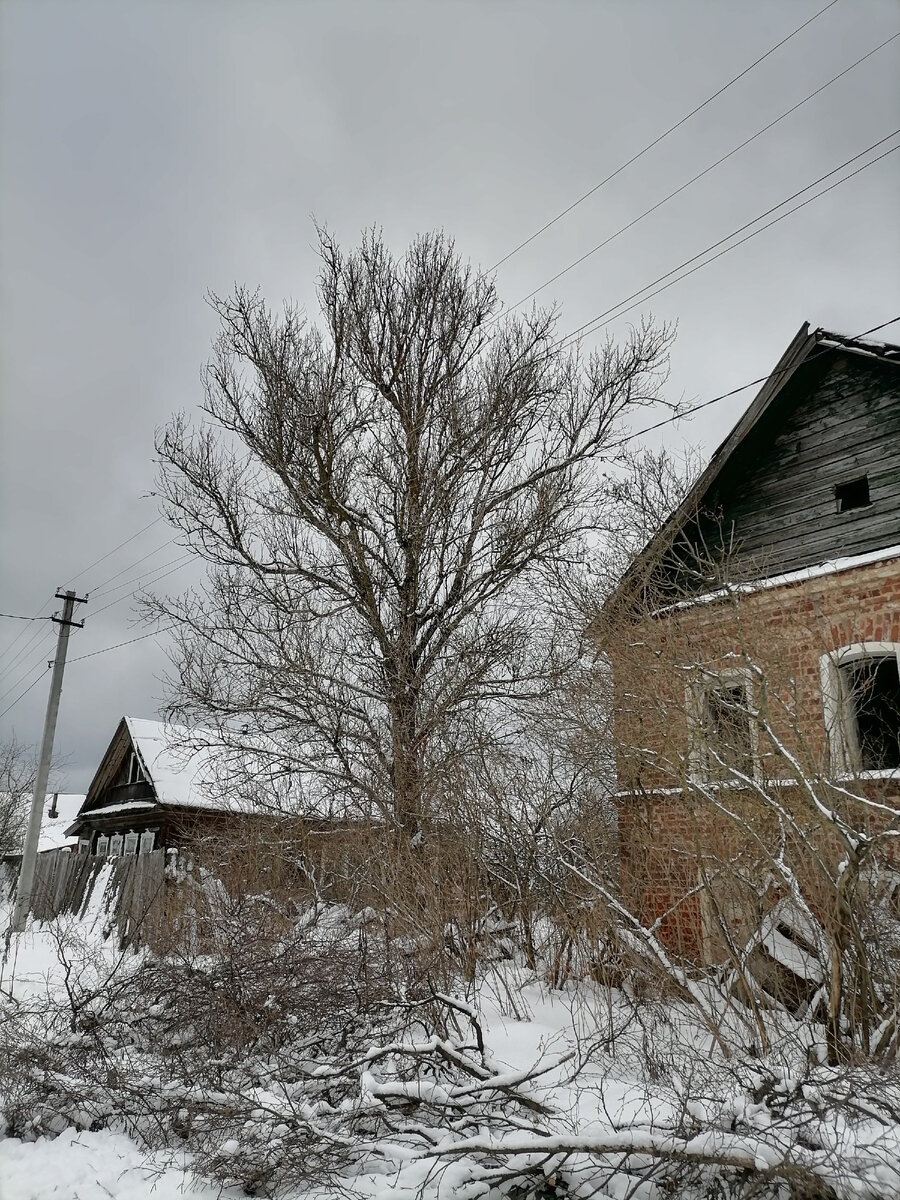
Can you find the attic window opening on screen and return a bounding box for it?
[835,475,870,513]
[126,750,144,786]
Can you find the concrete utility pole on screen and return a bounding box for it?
[10,589,86,933]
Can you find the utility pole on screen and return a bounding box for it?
[10,589,86,934]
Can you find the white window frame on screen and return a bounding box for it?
[820,642,900,777]
[123,832,139,856]
[96,834,109,856]
[688,668,760,785]
[108,833,123,857]
[139,830,156,854]
[78,837,91,855]
[126,750,144,785]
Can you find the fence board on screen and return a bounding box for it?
[25,849,170,948]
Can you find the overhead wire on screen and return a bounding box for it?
[0,664,51,722]
[87,537,181,596]
[62,516,165,589]
[502,31,900,318]
[46,316,900,676]
[1,521,169,669]
[0,1,858,658]
[558,135,900,349]
[487,0,842,272]
[67,626,175,665]
[0,598,56,664]
[3,4,896,698]
[0,652,53,709]
[0,621,57,678]
[0,544,190,710]
[603,315,900,452]
[87,556,196,618]
[90,552,195,603]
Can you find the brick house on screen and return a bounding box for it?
[601,324,900,962]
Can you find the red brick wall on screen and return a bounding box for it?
[610,553,900,958]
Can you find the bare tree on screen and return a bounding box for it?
[148,229,672,831]
[0,737,37,859]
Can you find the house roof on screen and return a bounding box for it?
[2,793,86,856]
[125,716,238,812]
[608,322,900,608]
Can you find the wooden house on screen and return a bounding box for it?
[65,716,267,857]
[1,793,84,870]
[600,323,900,960]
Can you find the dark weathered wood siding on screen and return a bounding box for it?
[659,350,900,593]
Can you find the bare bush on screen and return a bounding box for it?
[592,545,900,1068]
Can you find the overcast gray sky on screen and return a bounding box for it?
[1,0,898,792]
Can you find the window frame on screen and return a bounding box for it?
[687,667,761,785]
[123,832,139,856]
[95,834,109,856]
[126,750,144,786]
[108,833,123,857]
[820,642,900,777]
[139,829,156,855]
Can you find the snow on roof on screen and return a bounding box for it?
[38,795,86,851]
[4,794,86,855]
[125,717,247,813]
[654,542,900,614]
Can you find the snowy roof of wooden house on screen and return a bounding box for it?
[2,793,86,857]
[65,716,335,837]
[64,716,258,836]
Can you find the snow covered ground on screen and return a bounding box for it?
[0,915,603,1200]
[3,898,900,1200]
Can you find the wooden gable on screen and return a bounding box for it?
[77,718,159,817]
[620,327,900,605]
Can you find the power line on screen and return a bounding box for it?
[38,315,900,677]
[488,0,841,272]
[90,551,193,602]
[87,536,181,596]
[88,555,195,618]
[68,626,174,664]
[503,31,900,318]
[0,553,189,705]
[0,613,51,622]
[608,315,900,451]
[0,598,55,664]
[0,623,56,679]
[559,133,900,349]
[0,627,55,702]
[1,524,177,679]
[62,515,165,589]
[0,662,50,715]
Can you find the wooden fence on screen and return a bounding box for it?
[13,849,184,950]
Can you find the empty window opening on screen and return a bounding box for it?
[835,475,870,513]
[840,655,900,771]
[702,682,755,779]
